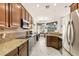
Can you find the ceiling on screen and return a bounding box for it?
[22,3,71,22]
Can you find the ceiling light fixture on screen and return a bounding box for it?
[64,6,67,8]
[36,4,40,7]
[45,5,50,9]
[45,5,50,8]
[54,3,56,6]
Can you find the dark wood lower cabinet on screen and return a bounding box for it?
[47,36,62,50]
[6,48,18,56]
[6,41,27,56]
[18,42,27,56]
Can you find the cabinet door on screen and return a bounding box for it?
[10,3,21,28]
[6,48,18,56]
[26,11,29,21]
[22,7,26,20]
[29,15,32,24]
[70,3,78,12]
[19,42,27,56]
[30,16,32,29]
[78,3,79,9]
[73,3,78,11]
[29,14,32,29]
[0,3,6,28]
[47,36,59,49]
[5,3,9,27]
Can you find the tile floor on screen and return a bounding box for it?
[30,35,71,56]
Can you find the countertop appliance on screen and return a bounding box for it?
[63,9,79,56]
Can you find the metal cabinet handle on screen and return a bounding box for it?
[66,21,71,45]
[71,21,75,46]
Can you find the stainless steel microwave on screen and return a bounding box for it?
[21,19,29,29]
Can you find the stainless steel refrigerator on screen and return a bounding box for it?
[70,9,79,55]
[63,9,79,56]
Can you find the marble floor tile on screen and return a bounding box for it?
[30,36,70,56]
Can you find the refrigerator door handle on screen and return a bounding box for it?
[66,21,71,45]
[71,21,75,46]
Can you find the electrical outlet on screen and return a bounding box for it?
[2,33,6,39]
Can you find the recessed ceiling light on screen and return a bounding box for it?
[54,3,56,6]
[36,4,40,7]
[64,6,67,8]
[45,5,50,8]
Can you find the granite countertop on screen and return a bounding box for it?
[0,29,32,34]
[46,33,62,39]
[0,39,27,56]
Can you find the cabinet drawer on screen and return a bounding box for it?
[19,42,27,50]
[6,48,18,56]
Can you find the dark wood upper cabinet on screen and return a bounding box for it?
[70,3,78,12]
[10,3,21,28]
[30,16,33,24]
[29,14,31,23]
[0,3,33,29]
[0,3,6,28]
[78,3,79,9]
[29,15,32,24]
[29,14,32,29]
[22,7,26,20]
[26,11,29,21]
[5,3,9,27]
[0,3,8,28]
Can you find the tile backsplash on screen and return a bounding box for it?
[0,32,16,44]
